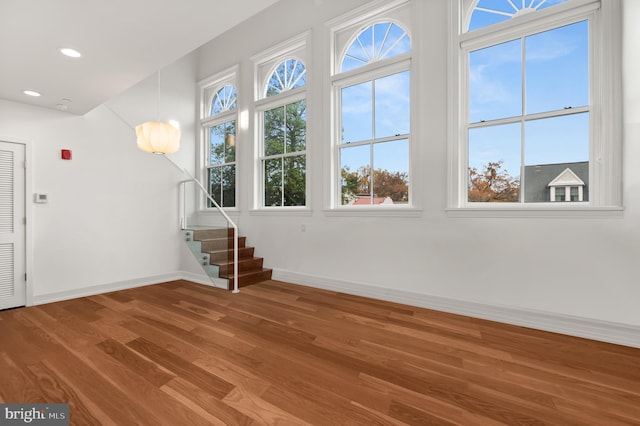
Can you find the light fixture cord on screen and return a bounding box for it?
[157,70,161,121]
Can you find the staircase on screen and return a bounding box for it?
[185,227,272,289]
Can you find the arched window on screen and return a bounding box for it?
[254,34,309,209]
[331,7,412,209]
[340,22,410,72]
[266,59,306,96]
[200,73,238,209]
[467,0,568,31]
[210,84,237,115]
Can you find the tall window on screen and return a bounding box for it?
[331,2,412,208]
[451,0,622,211]
[200,73,238,208]
[255,36,308,208]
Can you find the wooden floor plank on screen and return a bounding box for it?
[0,279,638,425]
[126,337,235,399]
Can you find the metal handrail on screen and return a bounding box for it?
[168,158,239,294]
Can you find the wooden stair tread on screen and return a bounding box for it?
[204,247,254,257]
[213,257,263,266]
[189,228,271,289]
[221,268,272,279]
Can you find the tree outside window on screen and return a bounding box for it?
[259,58,307,207]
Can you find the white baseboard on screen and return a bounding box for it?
[32,273,184,305]
[32,271,228,305]
[272,269,640,349]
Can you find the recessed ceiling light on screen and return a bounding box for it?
[24,90,41,97]
[60,48,82,58]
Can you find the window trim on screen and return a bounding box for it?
[252,32,310,210]
[327,0,417,214]
[447,0,623,217]
[197,66,239,212]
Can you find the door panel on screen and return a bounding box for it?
[0,141,26,310]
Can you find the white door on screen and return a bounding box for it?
[0,141,26,310]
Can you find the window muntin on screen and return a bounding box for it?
[340,22,410,73]
[257,56,307,208]
[468,0,569,32]
[265,59,306,97]
[466,18,590,204]
[210,85,237,116]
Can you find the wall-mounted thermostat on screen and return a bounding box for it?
[34,193,48,203]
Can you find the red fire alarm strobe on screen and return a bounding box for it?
[61,149,72,160]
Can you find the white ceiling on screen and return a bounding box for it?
[0,0,279,115]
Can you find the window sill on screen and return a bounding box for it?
[199,207,240,214]
[446,205,624,218]
[324,206,423,218]
[249,207,313,216]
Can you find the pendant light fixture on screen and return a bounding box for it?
[135,70,180,154]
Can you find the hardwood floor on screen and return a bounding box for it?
[1,280,639,425]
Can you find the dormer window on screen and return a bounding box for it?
[547,167,585,202]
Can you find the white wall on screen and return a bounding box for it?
[0,53,199,301]
[1,0,636,339]
[192,0,640,329]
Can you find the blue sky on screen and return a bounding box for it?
[337,0,588,189]
[468,3,589,179]
[341,70,410,178]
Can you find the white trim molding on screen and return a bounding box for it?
[32,272,227,305]
[273,268,640,349]
[33,273,184,305]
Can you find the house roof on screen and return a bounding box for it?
[352,195,393,205]
[523,161,589,202]
[548,168,585,187]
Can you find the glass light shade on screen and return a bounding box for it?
[135,121,180,154]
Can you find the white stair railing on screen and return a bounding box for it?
[167,158,239,294]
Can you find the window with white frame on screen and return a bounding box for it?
[451,0,622,211]
[200,73,238,208]
[254,36,308,208]
[330,1,412,208]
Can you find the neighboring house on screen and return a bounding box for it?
[523,161,589,202]
[351,195,394,205]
